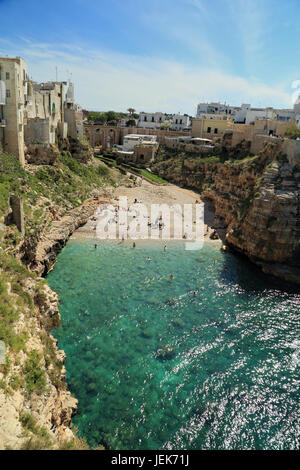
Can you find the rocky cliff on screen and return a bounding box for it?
[0,275,78,449]
[0,152,127,449]
[21,196,107,276]
[151,144,300,285]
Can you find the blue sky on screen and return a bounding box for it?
[0,0,299,114]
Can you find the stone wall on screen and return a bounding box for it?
[25,143,60,165]
[84,125,191,149]
[164,140,213,153]
[9,195,24,234]
[24,117,54,145]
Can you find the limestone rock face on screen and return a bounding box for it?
[21,198,99,276]
[0,282,77,450]
[25,144,60,165]
[69,138,93,164]
[226,160,300,283]
[152,146,300,284]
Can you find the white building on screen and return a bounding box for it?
[172,114,191,131]
[196,102,240,119]
[235,104,277,124]
[122,134,157,150]
[196,101,296,126]
[0,56,28,165]
[137,112,170,129]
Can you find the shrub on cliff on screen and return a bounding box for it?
[23,350,47,394]
[284,125,300,139]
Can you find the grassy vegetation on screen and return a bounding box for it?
[284,125,300,140]
[0,250,35,370]
[19,412,52,449]
[96,155,168,184]
[23,350,47,394]
[120,162,168,184]
[136,168,168,184]
[0,151,116,239]
[229,154,261,165]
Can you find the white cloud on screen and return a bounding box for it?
[0,38,292,114]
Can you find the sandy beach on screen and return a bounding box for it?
[73,180,221,245]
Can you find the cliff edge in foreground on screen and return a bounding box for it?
[0,152,129,449]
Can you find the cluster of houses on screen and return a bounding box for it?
[100,98,300,165]
[2,54,300,168]
[0,56,84,166]
[109,99,300,165]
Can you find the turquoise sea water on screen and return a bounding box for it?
[47,240,300,450]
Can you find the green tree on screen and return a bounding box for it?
[106,110,119,122]
[126,119,136,127]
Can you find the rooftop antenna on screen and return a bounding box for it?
[55,66,58,82]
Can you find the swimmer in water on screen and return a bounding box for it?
[94,244,97,249]
[147,257,151,262]
[170,274,174,280]
[133,242,136,248]
[193,291,197,297]
[164,245,167,251]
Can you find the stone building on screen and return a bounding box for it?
[84,124,192,150]
[0,55,84,165]
[171,114,191,131]
[192,118,233,139]
[25,81,68,145]
[0,56,28,165]
[64,103,84,140]
[114,134,159,166]
[137,112,171,129]
[196,102,240,119]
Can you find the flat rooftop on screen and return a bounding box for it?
[124,134,157,139]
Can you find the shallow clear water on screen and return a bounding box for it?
[47,240,300,450]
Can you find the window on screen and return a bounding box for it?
[180,119,182,124]
[6,90,10,98]
[214,128,218,134]
[207,127,211,133]
[6,72,10,80]
[144,116,147,122]
[152,116,154,122]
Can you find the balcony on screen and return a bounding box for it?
[0,118,6,127]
